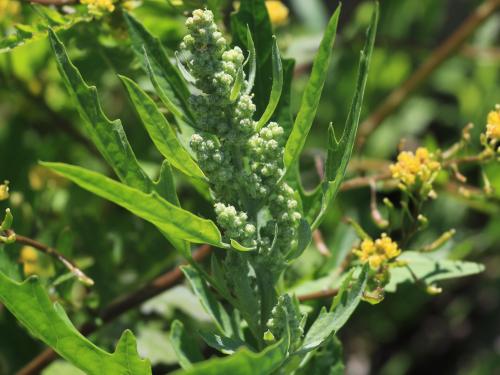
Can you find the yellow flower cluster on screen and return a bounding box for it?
[390,147,441,187]
[20,246,40,276]
[353,233,401,270]
[265,1,289,25]
[81,0,115,14]
[486,107,500,141]
[0,181,9,201]
[0,0,20,20]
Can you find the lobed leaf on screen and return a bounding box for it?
[124,12,193,125]
[282,5,341,174]
[0,272,151,375]
[48,30,153,193]
[41,162,224,247]
[119,75,205,180]
[172,336,288,375]
[299,266,368,353]
[312,3,379,229]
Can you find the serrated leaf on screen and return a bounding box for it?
[181,265,236,337]
[0,272,151,374]
[48,30,153,193]
[170,320,204,369]
[0,12,91,54]
[283,5,341,174]
[385,251,484,293]
[123,12,193,124]
[299,266,368,353]
[41,162,224,247]
[256,37,283,131]
[312,3,379,229]
[172,336,288,375]
[119,75,205,180]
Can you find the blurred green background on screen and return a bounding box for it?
[0,0,499,374]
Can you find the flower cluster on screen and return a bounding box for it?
[0,0,20,21]
[266,294,303,350]
[214,203,256,247]
[80,0,115,14]
[0,181,9,201]
[265,1,290,26]
[353,233,401,270]
[182,9,301,258]
[390,147,441,192]
[486,106,500,142]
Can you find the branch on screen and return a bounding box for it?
[6,230,94,286]
[16,244,212,375]
[26,0,77,5]
[298,288,339,302]
[356,0,500,149]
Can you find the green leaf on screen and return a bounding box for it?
[199,331,246,354]
[385,251,484,293]
[0,11,91,54]
[230,239,256,252]
[170,320,204,369]
[172,337,288,375]
[283,5,341,174]
[48,30,153,193]
[119,75,205,180]
[124,12,193,125]
[243,26,257,96]
[41,162,224,247]
[231,0,273,115]
[286,219,312,261]
[0,272,151,375]
[256,37,284,131]
[299,266,368,353]
[181,265,236,337]
[312,3,379,229]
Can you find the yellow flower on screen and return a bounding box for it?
[20,246,40,276]
[486,107,500,140]
[81,0,115,14]
[265,1,289,25]
[353,233,401,270]
[0,0,20,20]
[390,147,440,188]
[0,181,9,201]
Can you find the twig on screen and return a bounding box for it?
[298,287,339,302]
[6,230,94,286]
[356,0,500,149]
[312,229,331,257]
[369,179,389,228]
[26,0,77,5]
[16,244,212,375]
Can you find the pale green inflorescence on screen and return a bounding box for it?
[180,9,300,256]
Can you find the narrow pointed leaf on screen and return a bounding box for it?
[256,37,283,130]
[170,320,204,369]
[244,26,257,95]
[119,75,205,180]
[181,265,235,337]
[312,3,378,229]
[283,5,341,173]
[0,272,151,374]
[41,162,224,247]
[299,266,368,353]
[124,12,192,123]
[48,30,153,193]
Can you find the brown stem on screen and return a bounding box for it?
[7,230,94,286]
[26,0,77,5]
[15,244,212,375]
[312,229,331,257]
[356,0,500,149]
[298,288,339,302]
